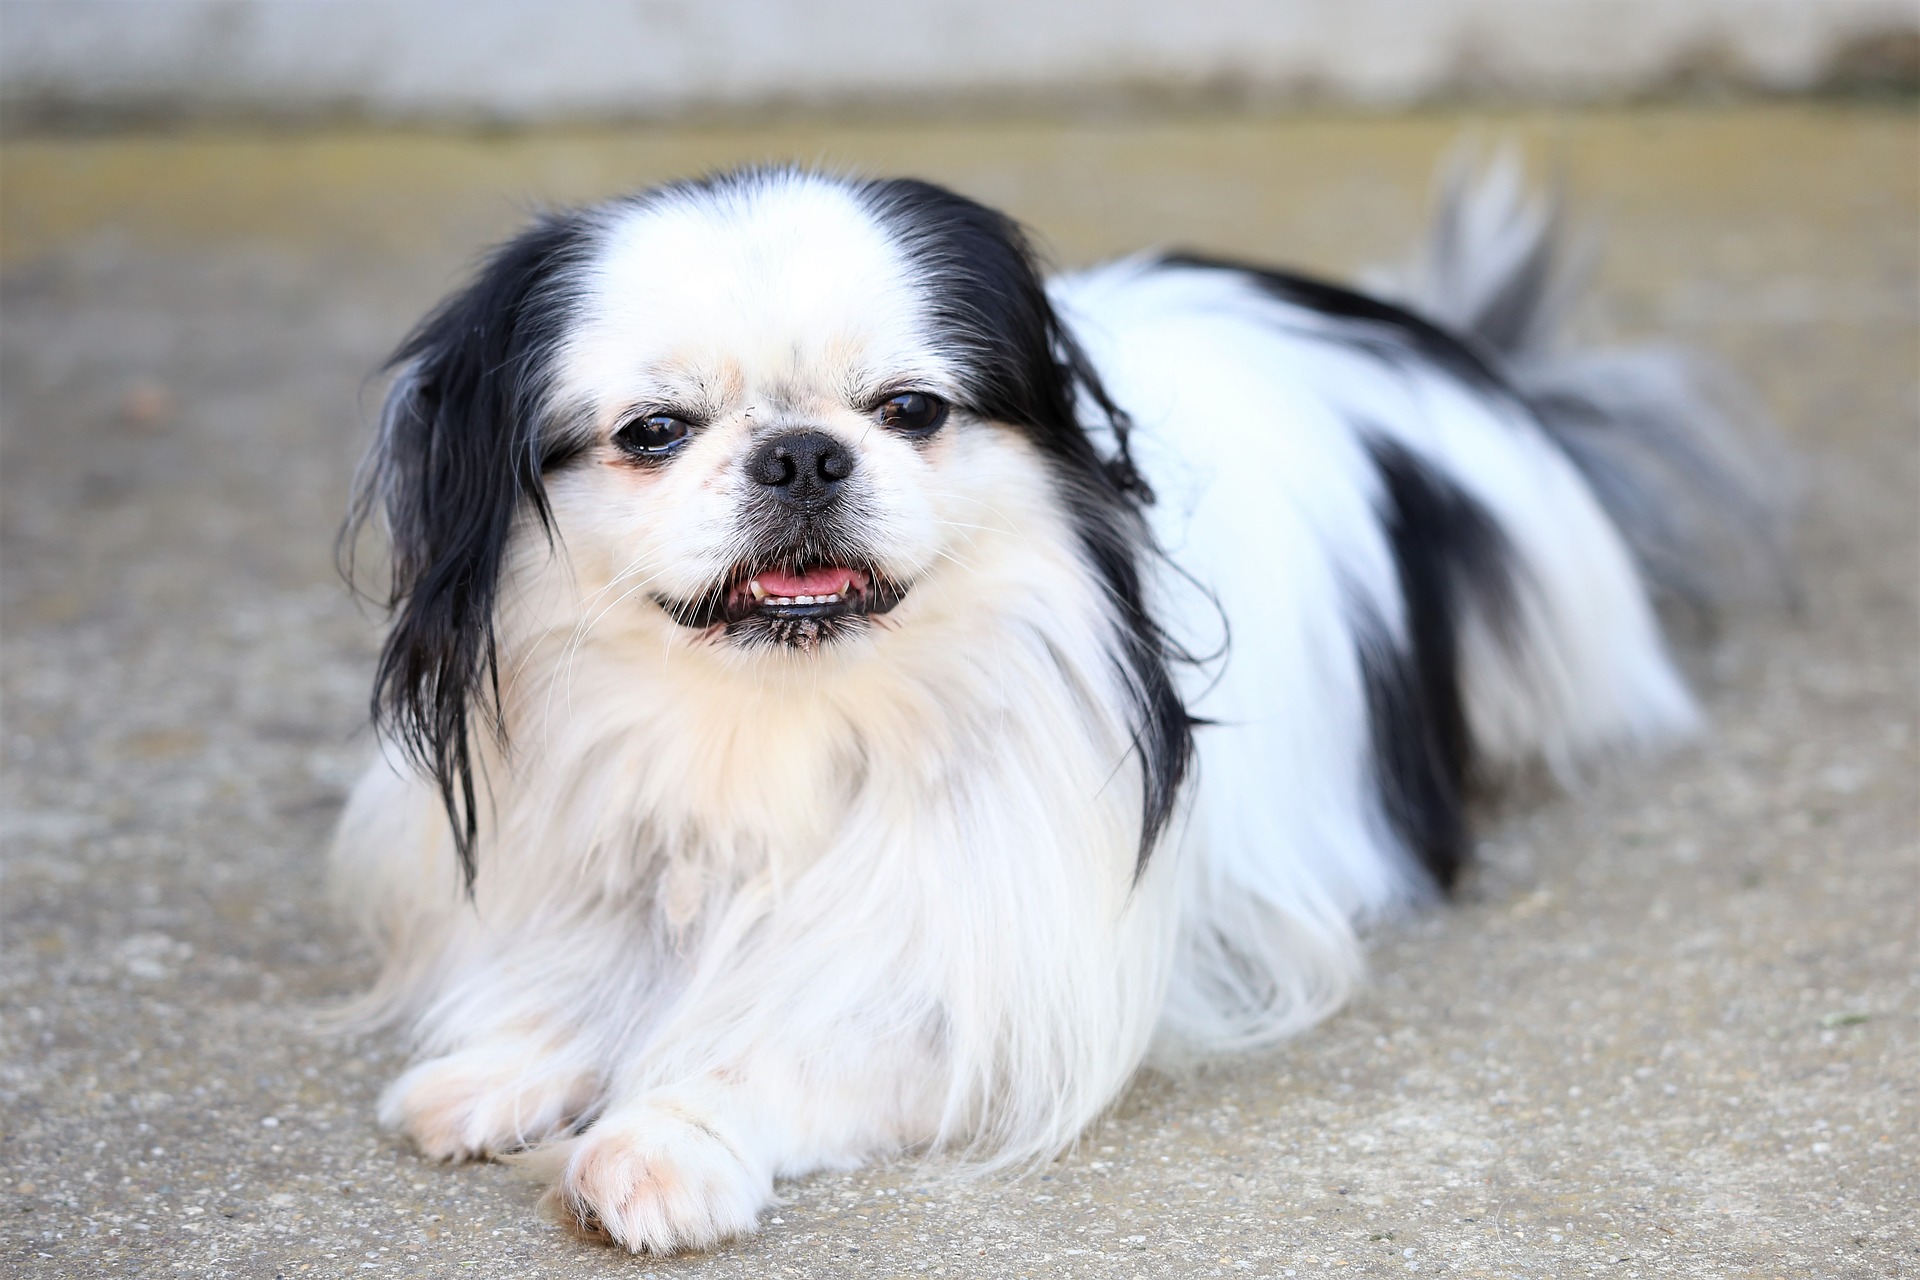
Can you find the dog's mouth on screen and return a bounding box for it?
[654,561,909,648]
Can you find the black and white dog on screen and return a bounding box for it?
[332,156,1768,1252]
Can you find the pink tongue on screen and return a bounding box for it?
[755,566,854,597]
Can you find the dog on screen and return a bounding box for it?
[330,154,1772,1253]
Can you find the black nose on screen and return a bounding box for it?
[745,430,854,513]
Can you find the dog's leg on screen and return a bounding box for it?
[371,924,646,1163]
[529,882,1166,1250]
[379,1028,603,1162]
[531,1039,936,1254]
[522,925,945,1257]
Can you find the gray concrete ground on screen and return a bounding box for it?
[1,107,1914,1279]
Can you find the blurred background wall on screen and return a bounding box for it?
[4,0,1916,126]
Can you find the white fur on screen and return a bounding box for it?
[333,168,1701,1252]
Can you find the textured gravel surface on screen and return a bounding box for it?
[2,106,1914,1279]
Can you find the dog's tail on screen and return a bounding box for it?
[1384,146,1793,617]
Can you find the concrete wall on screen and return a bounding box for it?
[3,0,1915,123]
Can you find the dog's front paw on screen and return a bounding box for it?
[379,1050,599,1162]
[539,1097,770,1254]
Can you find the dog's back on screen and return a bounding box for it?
[1052,154,1779,1051]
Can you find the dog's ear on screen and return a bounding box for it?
[345,211,595,891]
[861,178,1194,874]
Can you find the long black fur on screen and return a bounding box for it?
[1160,251,1509,394]
[863,177,1194,874]
[1358,438,1518,890]
[344,210,597,891]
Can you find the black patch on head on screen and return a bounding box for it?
[342,210,597,891]
[1357,436,1518,890]
[1159,252,1508,393]
[862,177,1194,872]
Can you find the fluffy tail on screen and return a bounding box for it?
[1386,146,1793,617]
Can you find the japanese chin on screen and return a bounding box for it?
[331,155,1775,1253]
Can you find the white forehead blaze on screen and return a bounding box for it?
[556,175,947,419]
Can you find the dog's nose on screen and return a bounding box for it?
[745,430,854,513]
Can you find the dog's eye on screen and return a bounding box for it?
[875,392,948,436]
[614,414,691,457]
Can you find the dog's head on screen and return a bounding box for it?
[348,168,1187,880]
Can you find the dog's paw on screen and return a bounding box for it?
[536,1097,770,1254]
[378,1050,598,1162]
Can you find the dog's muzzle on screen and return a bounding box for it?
[654,559,909,650]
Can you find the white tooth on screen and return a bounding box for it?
[821,593,840,603]
[795,595,815,605]
[749,579,767,601]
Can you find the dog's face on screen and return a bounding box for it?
[353,169,1188,880]
[543,178,982,653]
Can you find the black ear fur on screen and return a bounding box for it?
[859,177,1196,874]
[344,211,596,892]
